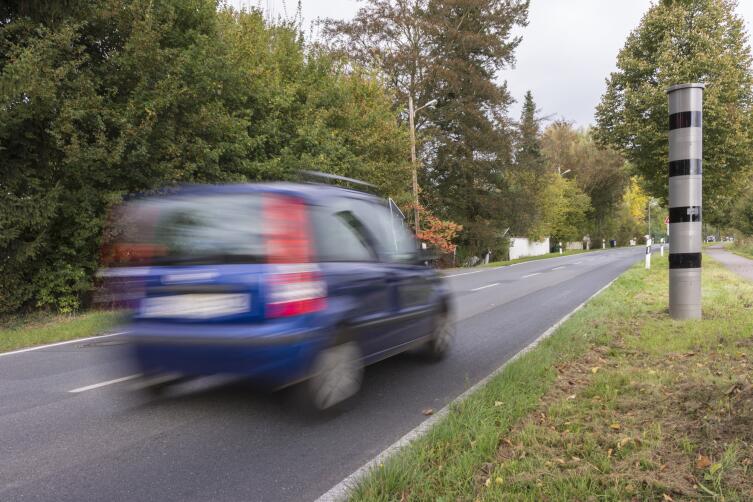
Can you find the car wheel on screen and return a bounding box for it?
[303,341,363,412]
[425,310,454,361]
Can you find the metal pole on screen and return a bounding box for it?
[667,83,703,320]
[408,96,419,231]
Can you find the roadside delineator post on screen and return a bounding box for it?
[559,241,562,255]
[667,83,703,320]
[602,238,606,250]
[645,238,651,270]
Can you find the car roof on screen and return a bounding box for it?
[146,182,386,206]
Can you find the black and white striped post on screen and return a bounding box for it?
[667,83,703,320]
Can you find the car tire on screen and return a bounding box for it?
[299,341,364,413]
[424,310,454,361]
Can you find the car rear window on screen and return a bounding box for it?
[103,194,266,266]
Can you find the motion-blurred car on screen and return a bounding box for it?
[101,178,453,410]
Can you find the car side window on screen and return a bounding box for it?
[349,200,418,263]
[311,206,375,262]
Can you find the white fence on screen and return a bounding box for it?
[566,241,584,250]
[509,237,550,260]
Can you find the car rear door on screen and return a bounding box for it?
[350,199,437,347]
[309,202,398,359]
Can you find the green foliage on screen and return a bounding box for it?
[595,0,753,225]
[0,1,409,315]
[324,0,529,257]
[542,122,629,242]
[731,191,753,235]
[508,91,549,239]
[544,176,593,243]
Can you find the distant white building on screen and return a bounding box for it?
[509,237,550,260]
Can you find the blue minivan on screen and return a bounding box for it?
[103,180,454,410]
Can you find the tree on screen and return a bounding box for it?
[324,0,529,256]
[612,176,652,244]
[1,0,248,314]
[732,190,753,235]
[541,122,629,242]
[218,9,411,195]
[323,0,432,110]
[595,0,753,226]
[544,176,592,244]
[508,91,548,238]
[0,2,411,315]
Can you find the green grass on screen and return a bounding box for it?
[730,241,753,260]
[0,310,124,353]
[352,254,753,501]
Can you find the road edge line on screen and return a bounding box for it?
[314,275,620,502]
[0,331,128,358]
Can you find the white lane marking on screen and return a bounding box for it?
[552,266,566,270]
[470,283,499,292]
[314,276,620,502]
[68,374,142,394]
[521,273,541,278]
[444,269,485,278]
[573,261,583,265]
[0,331,128,358]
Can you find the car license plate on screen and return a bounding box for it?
[140,294,249,319]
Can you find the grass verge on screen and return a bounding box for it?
[474,248,604,269]
[0,310,124,353]
[352,254,753,501]
[731,238,753,260]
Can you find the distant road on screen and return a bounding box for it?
[0,246,644,502]
[705,245,753,282]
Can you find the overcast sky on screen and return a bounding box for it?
[233,0,753,128]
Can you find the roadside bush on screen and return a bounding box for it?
[0,1,409,316]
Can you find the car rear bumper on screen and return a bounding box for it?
[126,321,327,386]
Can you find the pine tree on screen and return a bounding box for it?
[508,91,547,237]
[516,91,545,175]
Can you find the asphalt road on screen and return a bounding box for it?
[705,245,753,282]
[0,247,645,502]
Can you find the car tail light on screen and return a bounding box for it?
[265,270,327,318]
[263,194,312,264]
[261,193,327,317]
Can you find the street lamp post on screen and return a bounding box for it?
[408,96,437,231]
